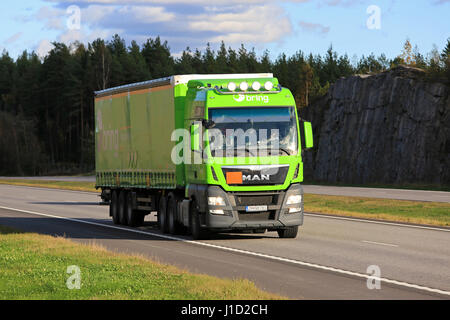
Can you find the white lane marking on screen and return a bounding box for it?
[1,205,449,297]
[305,213,450,232]
[362,240,399,248]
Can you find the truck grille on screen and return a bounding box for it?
[238,211,276,221]
[236,195,275,206]
[222,165,289,186]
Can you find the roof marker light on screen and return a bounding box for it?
[227,82,237,92]
[264,81,273,91]
[252,81,261,91]
[239,81,249,91]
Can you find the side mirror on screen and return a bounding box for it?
[303,121,314,149]
[191,123,200,151]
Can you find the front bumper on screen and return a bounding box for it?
[205,184,304,230]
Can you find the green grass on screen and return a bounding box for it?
[304,194,450,227]
[0,179,97,193]
[303,181,450,192]
[0,226,283,300]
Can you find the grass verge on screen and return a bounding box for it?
[303,181,450,192]
[1,179,448,227]
[0,179,97,193]
[0,226,283,300]
[304,194,450,227]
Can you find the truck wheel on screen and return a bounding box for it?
[126,193,144,227]
[110,190,120,225]
[167,194,183,235]
[189,200,208,240]
[118,190,128,225]
[277,226,299,239]
[158,195,169,233]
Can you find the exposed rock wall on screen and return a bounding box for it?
[299,66,450,186]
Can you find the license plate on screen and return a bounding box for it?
[245,205,268,212]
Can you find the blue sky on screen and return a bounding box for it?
[0,0,449,61]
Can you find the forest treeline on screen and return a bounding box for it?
[0,35,449,175]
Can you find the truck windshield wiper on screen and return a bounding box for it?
[278,148,291,155]
[234,147,256,157]
[259,148,291,156]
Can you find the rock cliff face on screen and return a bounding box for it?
[299,66,450,186]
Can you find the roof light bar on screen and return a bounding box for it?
[264,81,273,91]
[227,82,237,92]
[239,81,249,91]
[252,81,261,91]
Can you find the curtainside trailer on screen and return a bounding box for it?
[95,74,313,239]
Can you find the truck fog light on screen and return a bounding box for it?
[286,194,302,205]
[227,82,237,92]
[239,81,249,91]
[208,196,225,206]
[252,81,261,91]
[210,209,224,215]
[264,81,273,91]
[289,207,302,213]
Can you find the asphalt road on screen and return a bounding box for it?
[0,184,449,299]
[2,176,448,202]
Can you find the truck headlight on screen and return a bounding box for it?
[210,209,224,215]
[208,196,225,206]
[286,194,302,205]
[289,207,302,213]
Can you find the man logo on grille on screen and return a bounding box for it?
[243,174,270,182]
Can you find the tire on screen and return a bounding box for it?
[189,200,208,240]
[118,190,128,225]
[167,194,183,235]
[158,195,169,233]
[110,190,120,225]
[126,192,144,227]
[277,226,299,239]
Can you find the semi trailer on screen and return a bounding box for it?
[95,73,313,239]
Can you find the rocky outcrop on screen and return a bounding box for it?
[299,66,450,186]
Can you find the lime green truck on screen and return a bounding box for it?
[95,74,313,239]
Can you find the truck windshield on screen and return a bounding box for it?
[207,107,298,157]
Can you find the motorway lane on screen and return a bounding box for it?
[2,176,449,202]
[0,184,449,299]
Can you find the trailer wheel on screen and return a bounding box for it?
[110,190,120,225]
[167,194,183,235]
[126,193,144,227]
[277,226,299,239]
[189,200,208,240]
[118,190,128,225]
[158,195,168,233]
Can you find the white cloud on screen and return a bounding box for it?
[189,5,292,44]
[36,39,54,57]
[299,21,330,34]
[117,6,175,22]
[4,32,23,45]
[30,0,351,54]
[35,6,66,30]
